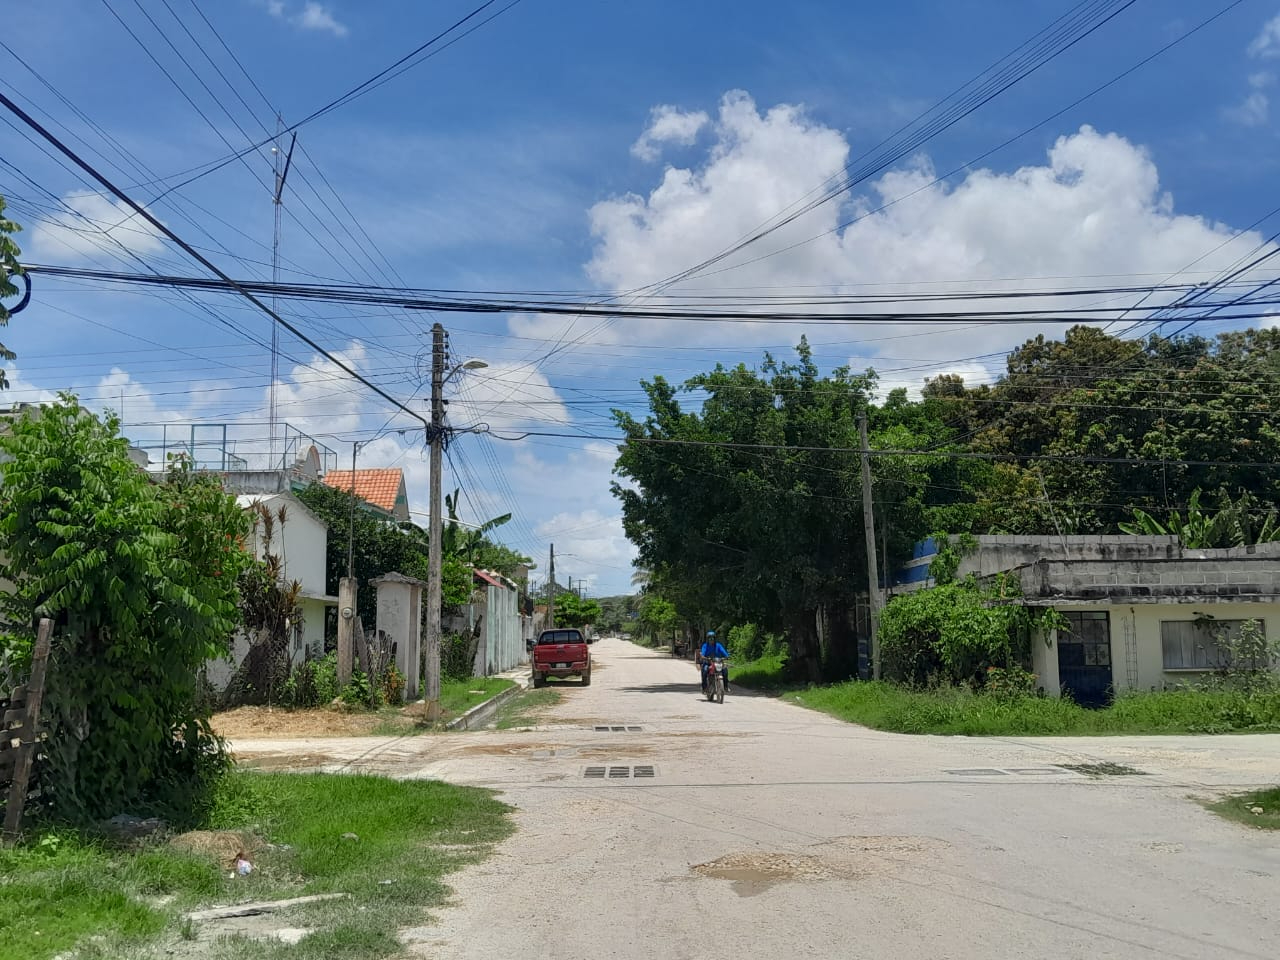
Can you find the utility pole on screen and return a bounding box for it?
[858,411,883,681]
[547,544,556,629]
[338,438,361,687]
[268,124,296,469]
[424,323,446,720]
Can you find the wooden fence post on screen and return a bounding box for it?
[4,618,53,843]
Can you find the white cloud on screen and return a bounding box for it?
[574,92,1272,370]
[1230,17,1280,125]
[261,1,348,38]
[631,105,711,162]
[296,2,348,37]
[1226,90,1270,127]
[30,191,166,263]
[535,509,636,589]
[1248,13,1280,59]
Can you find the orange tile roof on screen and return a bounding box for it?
[322,468,405,514]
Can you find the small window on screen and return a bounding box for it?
[538,629,584,644]
[1160,619,1265,670]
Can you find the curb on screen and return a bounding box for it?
[445,676,529,731]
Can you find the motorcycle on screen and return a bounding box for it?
[703,658,727,704]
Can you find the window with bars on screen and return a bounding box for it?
[1160,619,1265,670]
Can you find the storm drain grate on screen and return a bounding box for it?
[593,725,644,732]
[582,765,657,779]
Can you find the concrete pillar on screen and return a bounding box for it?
[372,572,427,701]
[337,577,356,687]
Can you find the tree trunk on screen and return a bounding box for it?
[787,613,823,682]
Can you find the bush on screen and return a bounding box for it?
[983,665,1038,700]
[0,401,252,825]
[878,579,1041,686]
[727,624,764,661]
[278,653,340,708]
[442,633,476,681]
[340,670,381,709]
[381,665,406,706]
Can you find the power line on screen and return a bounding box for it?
[0,88,426,428]
[138,0,527,200]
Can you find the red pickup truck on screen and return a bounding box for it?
[531,628,591,688]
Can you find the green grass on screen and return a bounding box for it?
[0,770,512,960]
[494,688,563,729]
[785,680,1280,736]
[730,653,791,691]
[731,655,1280,736]
[369,677,516,735]
[439,677,514,719]
[1208,787,1280,830]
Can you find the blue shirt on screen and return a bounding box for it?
[700,641,728,659]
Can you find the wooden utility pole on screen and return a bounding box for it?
[4,619,52,842]
[858,412,883,680]
[547,544,556,629]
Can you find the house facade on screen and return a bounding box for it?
[893,536,1280,705]
[205,491,338,691]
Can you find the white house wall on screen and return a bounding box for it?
[1033,602,1280,698]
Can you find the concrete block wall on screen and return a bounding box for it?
[1018,558,1280,603]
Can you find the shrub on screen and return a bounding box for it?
[340,670,379,709]
[727,623,764,661]
[0,400,252,825]
[877,578,1048,686]
[381,665,406,706]
[442,633,476,682]
[984,665,1038,700]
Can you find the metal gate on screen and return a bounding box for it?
[1058,611,1113,708]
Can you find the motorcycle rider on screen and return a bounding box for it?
[697,630,729,693]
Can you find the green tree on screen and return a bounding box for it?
[296,482,470,627]
[554,592,602,630]
[613,340,950,679]
[0,398,252,823]
[0,195,24,384]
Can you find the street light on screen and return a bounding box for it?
[424,324,488,719]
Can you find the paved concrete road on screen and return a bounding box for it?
[233,639,1280,959]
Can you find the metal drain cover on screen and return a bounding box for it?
[582,765,657,780]
[592,725,644,732]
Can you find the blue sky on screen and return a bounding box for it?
[4,0,1280,593]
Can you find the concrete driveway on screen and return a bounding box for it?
[232,638,1280,959]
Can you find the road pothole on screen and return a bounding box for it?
[693,853,835,895]
[692,837,943,897]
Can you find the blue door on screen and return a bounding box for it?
[1058,611,1113,708]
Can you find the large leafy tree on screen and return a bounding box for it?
[553,591,602,630]
[614,339,950,679]
[0,398,252,823]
